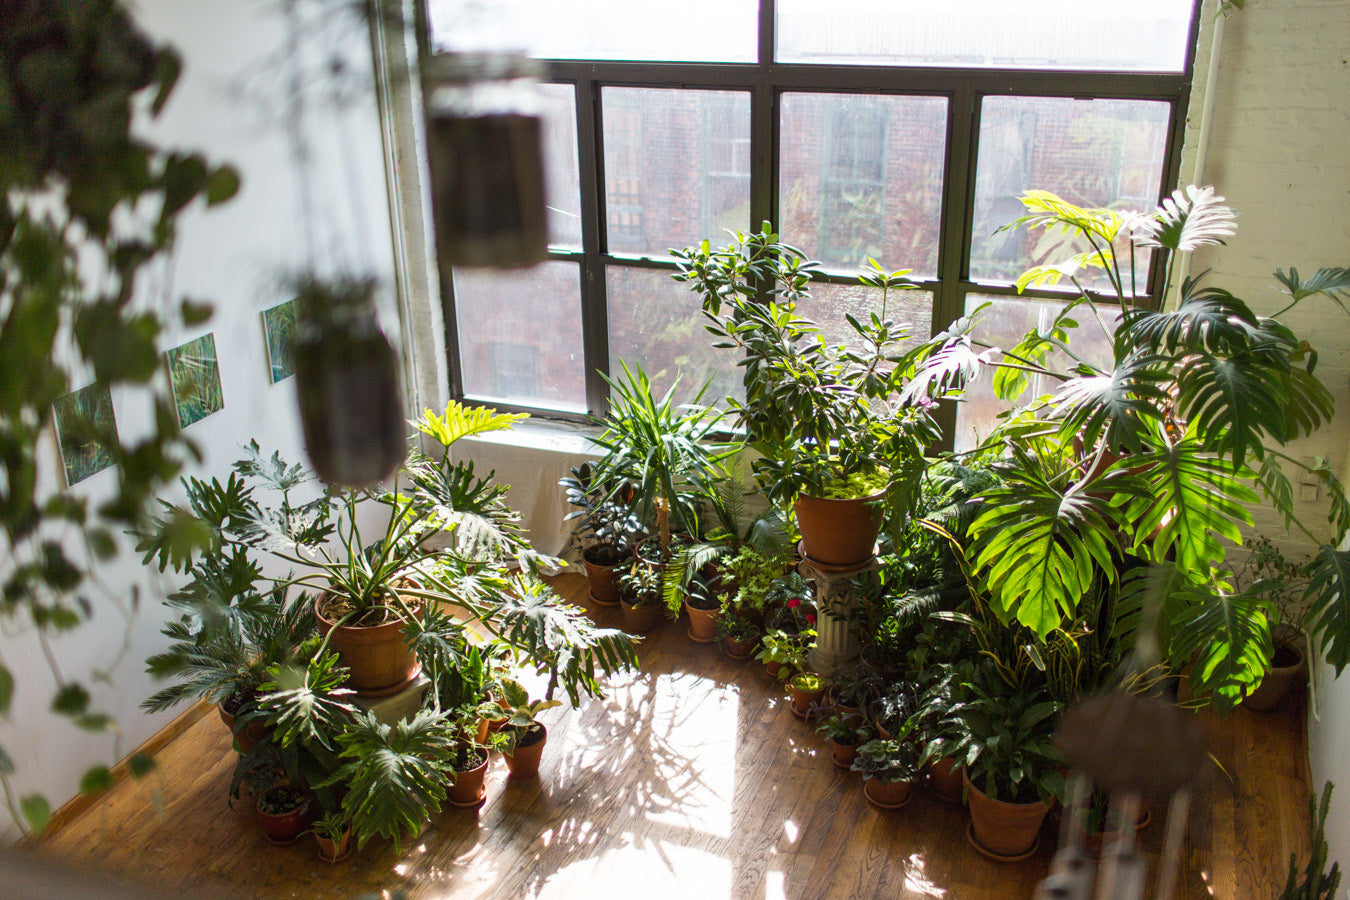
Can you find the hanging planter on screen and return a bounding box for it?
[423,53,549,269]
[292,276,407,488]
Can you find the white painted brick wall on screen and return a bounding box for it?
[1202,0,1350,886]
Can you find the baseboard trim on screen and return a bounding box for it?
[31,700,214,844]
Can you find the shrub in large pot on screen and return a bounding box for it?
[943,672,1064,860]
[673,228,936,567]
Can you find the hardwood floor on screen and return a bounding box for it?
[31,573,1311,899]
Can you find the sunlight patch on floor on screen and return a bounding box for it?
[902,853,947,897]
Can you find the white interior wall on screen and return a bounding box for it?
[1177,0,1350,880]
[0,0,396,840]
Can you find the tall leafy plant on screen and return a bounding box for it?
[671,226,934,537]
[905,186,1350,708]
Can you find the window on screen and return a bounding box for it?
[422,0,1201,444]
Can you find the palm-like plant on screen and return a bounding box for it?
[587,361,735,559]
[905,185,1350,708]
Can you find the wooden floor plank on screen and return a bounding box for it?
[29,573,1311,899]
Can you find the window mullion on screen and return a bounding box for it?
[575,74,611,417]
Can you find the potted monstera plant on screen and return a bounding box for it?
[672,227,934,567]
[903,185,1350,709]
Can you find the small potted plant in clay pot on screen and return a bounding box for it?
[717,609,761,661]
[851,737,921,809]
[256,784,313,845]
[816,714,873,769]
[498,678,563,779]
[309,810,353,863]
[788,671,829,719]
[618,561,669,635]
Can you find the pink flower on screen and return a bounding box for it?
[805,613,816,626]
[786,597,801,609]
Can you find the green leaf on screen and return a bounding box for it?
[1306,547,1350,673]
[1118,440,1256,573]
[180,298,214,326]
[1168,581,1270,711]
[205,165,241,206]
[21,795,51,834]
[52,684,91,716]
[0,665,13,714]
[128,752,156,778]
[970,450,1130,637]
[80,766,115,794]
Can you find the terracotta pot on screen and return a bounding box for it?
[255,787,312,845]
[448,750,490,807]
[217,701,269,754]
[794,492,883,568]
[504,724,547,778]
[926,756,966,804]
[788,676,828,718]
[315,828,352,863]
[686,600,720,643]
[723,635,756,660]
[582,545,629,607]
[315,595,420,698]
[765,660,785,681]
[621,598,666,634]
[964,770,1049,860]
[1244,638,1307,711]
[827,688,864,727]
[863,778,913,809]
[832,738,862,769]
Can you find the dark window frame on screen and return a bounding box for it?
[418,1,1204,441]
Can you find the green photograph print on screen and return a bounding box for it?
[53,383,118,486]
[166,333,225,428]
[262,299,297,383]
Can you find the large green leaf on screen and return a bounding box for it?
[1132,185,1237,253]
[971,455,1129,638]
[1051,352,1170,455]
[1305,547,1350,673]
[1167,579,1270,712]
[1117,441,1256,573]
[1174,350,1288,466]
[1118,287,1261,358]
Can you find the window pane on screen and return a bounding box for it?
[428,0,757,63]
[540,83,582,250]
[806,282,934,354]
[603,89,751,258]
[952,294,1117,453]
[453,263,586,412]
[969,97,1171,292]
[607,266,741,407]
[780,93,946,277]
[777,0,1195,72]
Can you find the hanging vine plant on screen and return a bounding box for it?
[0,0,239,832]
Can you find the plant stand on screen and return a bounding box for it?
[798,553,879,676]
